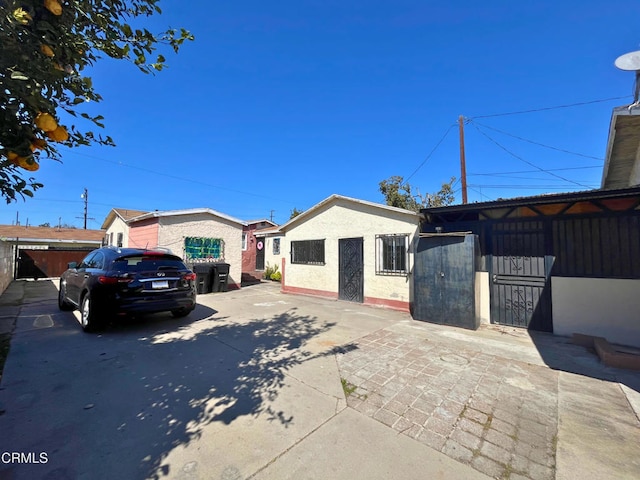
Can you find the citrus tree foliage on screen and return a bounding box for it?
[0,0,193,202]
[379,175,456,211]
[289,207,303,219]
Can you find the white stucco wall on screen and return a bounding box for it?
[157,214,243,288]
[552,277,640,348]
[105,216,129,247]
[475,271,491,325]
[282,199,419,309]
[263,234,285,276]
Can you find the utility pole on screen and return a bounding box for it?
[82,188,88,229]
[459,115,468,204]
[270,210,275,222]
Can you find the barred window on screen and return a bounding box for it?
[376,234,408,275]
[273,238,280,255]
[291,239,325,265]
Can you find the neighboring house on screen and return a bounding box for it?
[0,225,105,293]
[255,226,285,280]
[278,194,421,312]
[241,219,278,283]
[101,208,149,248]
[601,106,640,189]
[125,208,247,290]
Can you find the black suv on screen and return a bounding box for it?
[58,247,197,331]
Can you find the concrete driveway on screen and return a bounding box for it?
[0,279,639,480]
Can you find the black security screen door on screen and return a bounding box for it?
[339,238,363,303]
[490,221,552,331]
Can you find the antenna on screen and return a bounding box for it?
[614,50,640,108]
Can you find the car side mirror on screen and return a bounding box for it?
[68,261,77,269]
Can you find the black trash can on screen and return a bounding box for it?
[193,263,212,294]
[212,263,230,292]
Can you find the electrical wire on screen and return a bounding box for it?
[468,166,601,176]
[468,96,629,119]
[405,124,456,182]
[470,123,594,189]
[469,120,604,160]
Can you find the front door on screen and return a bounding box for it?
[255,238,265,271]
[490,221,552,331]
[339,237,363,303]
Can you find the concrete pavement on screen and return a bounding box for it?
[0,279,638,479]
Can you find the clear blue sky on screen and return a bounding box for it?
[3,0,640,228]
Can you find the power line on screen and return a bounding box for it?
[468,184,599,190]
[470,123,594,190]
[468,166,601,176]
[468,95,629,119]
[405,124,456,182]
[469,121,604,160]
[60,148,299,207]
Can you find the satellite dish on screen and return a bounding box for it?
[615,50,640,71]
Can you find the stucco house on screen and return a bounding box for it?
[278,194,421,312]
[241,219,278,283]
[124,208,247,290]
[101,208,148,248]
[255,226,285,280]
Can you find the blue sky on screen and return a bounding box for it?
[3,0,640,228]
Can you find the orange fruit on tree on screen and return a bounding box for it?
[40,45,55,57]
[35,113,58,132]
[20,158,40,171]
[47,125,69,142]
[44,0,62,16]
[30,138,47,151]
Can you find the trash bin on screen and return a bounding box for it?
[193,263,212,294]
[212,263,230,292]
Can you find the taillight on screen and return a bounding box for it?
[182,273,196,281]
[98,276,132,285]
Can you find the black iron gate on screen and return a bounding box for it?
[490,222,552,331]
[339,237,363,303]
[413,234,478,329]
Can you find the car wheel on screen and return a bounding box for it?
[58,282,74,311]
[80,293,102,332]
[171,308,191,318]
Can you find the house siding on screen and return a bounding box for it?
[157,214,243,290]
[105,216,130,247]
[282,200,419,312]
[128,219,160,249]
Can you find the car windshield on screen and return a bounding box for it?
[113,255,187,272]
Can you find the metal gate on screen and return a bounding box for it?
[413,234,478,329]
[339,237,363,303]
[490,222,552,331]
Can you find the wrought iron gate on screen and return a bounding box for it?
[339,237,363,303]
[490,222,552,331]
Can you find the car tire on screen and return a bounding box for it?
[80,293,102,332]
[171,308,192,318]
[58,282,74,311]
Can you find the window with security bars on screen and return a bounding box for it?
[376,234,408,275]
[291,239,325,265]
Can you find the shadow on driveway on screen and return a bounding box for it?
[0,280,347,480]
